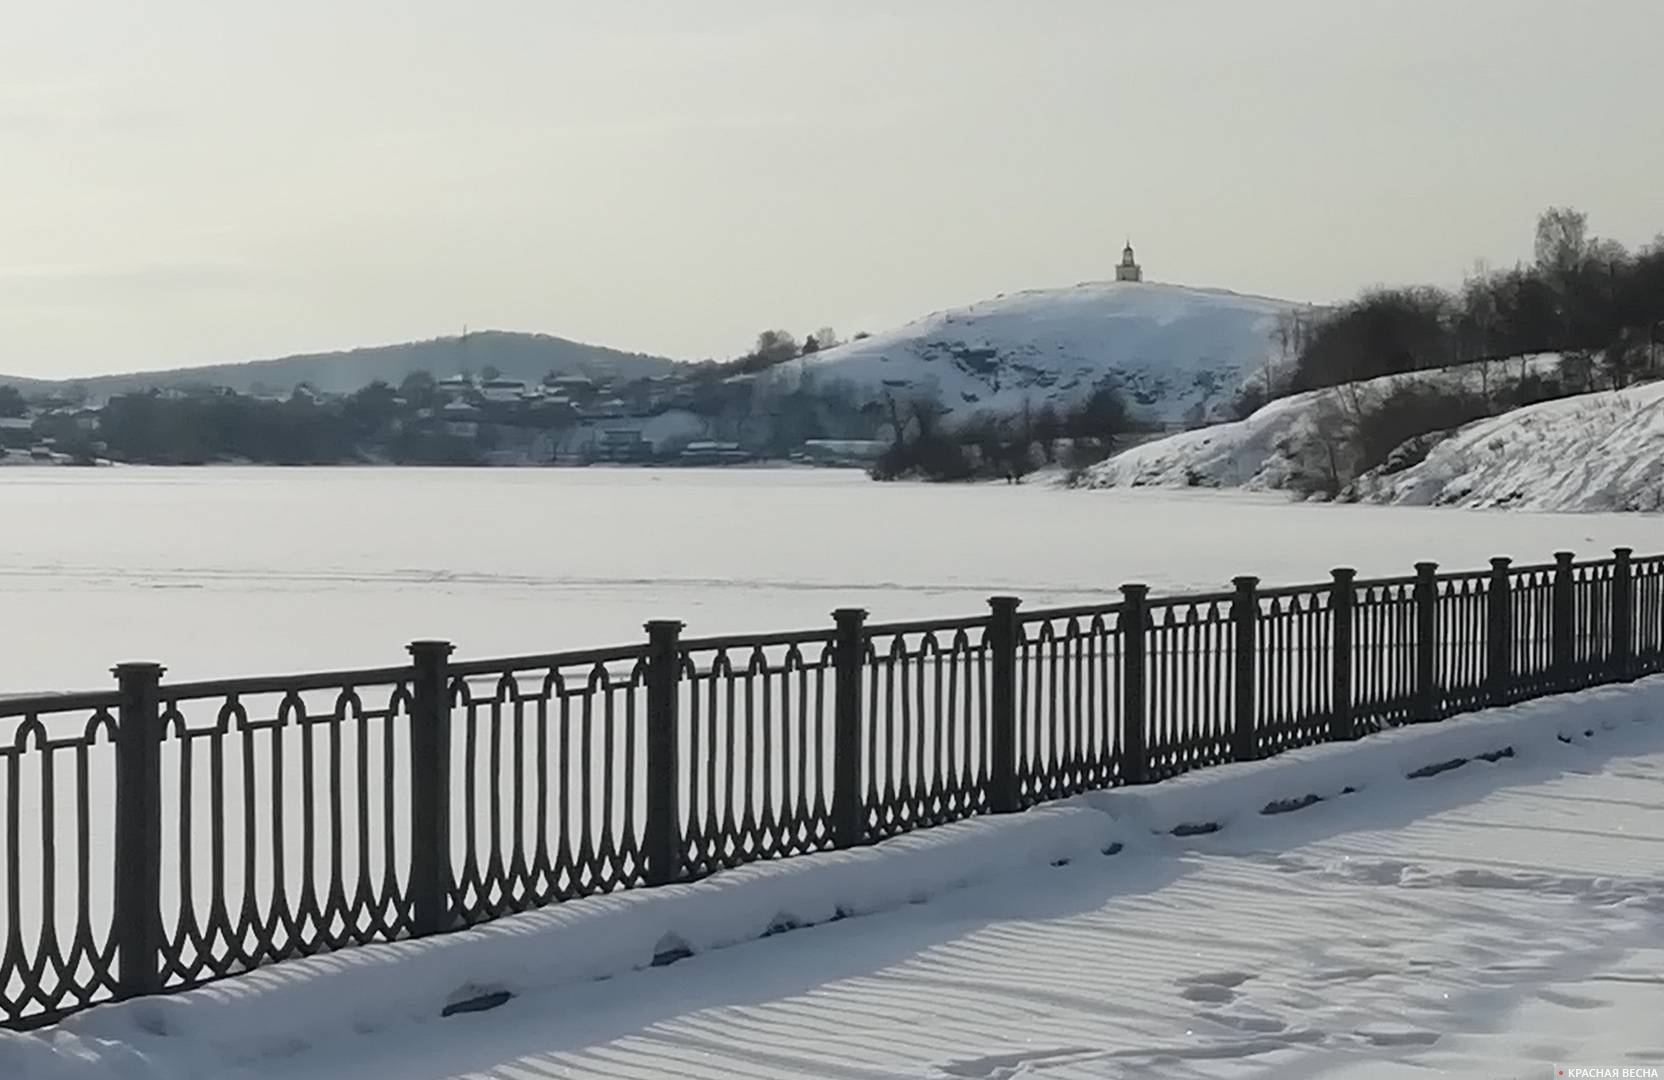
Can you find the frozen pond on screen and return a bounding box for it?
[0,466,1655,693]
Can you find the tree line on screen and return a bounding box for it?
[1250,207,1664,411]
[870,384,1133,483]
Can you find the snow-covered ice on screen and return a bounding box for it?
[0,467,1653,695]
[5,678,1662,1078]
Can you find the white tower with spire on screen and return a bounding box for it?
[1116,239,1143,283]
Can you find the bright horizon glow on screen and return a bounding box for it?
[3,0,1661,379]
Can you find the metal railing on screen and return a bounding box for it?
[3,547,1659,1028]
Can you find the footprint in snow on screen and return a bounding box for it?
[1178,971,1253,1004]
[1355,1025,1440,1048]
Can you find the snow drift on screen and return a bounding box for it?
[802,280,1305,425]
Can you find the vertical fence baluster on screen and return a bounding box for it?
[1487,558,1513,705]
[1231,577,1258,761]
[1552,551,1576,691]
[1330,569,1355,741]
[1413,563,1439,722]
[113,661,164,999]
[831,608,868,846]
[643,621,684,887]
[987,596,1021,813]
[1612,547,1634,681]
[408,640,454,936]
[1119,585,1149,784]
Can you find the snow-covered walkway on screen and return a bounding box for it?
[11,685,1664,1079]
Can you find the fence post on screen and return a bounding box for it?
[1330,568,1356,741]
[1414,562,1439,722]
[643,620,685,887]
[831,608,868,846]
[1487,557,1513,706]
[1612,547,1634,681]
[1231,576,1259,761]
[407,639,455,936]
[1552,551,1576,690]
[1119,585,1150,784]
[112,661,165,999]
[987,596,1022,813]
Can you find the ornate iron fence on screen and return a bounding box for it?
[3,546,1658,1028]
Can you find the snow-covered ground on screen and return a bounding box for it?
[7,678,1662,1078]
[801,281,1304,425]
[1074,355,1565,495]
[0,467,1654,696]
[1351,378,1664,512]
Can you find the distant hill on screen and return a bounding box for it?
[1,331,681,398]
[802,280,1307,425]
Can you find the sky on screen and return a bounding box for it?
[2,0,1662,380]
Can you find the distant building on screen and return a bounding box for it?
[595,428,652,462]
[800,438,886,465]
[680,440,750,465]
[1116,240,1143,283]
[441,399,480,438]
[479,378,527,404]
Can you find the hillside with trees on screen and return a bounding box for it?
[1081,209,1664,503]
[1247,208,1663,407]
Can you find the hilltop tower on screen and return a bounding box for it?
[1116,239,1143,283]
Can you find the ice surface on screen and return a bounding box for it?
[5,677,1662,1078]
[0,467,1651,695]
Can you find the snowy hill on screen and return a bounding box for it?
[1350,379,1664,511]
[1075,354,1664,513]
[1074,356,1563,494]
[802,281,1306,424]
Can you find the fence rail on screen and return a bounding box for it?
[3,547,1658,1028]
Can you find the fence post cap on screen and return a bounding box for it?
[1489,556,1512,570]
[1554,550,1576,565]
[1331,566,1357,582]
[111,661,166,679]
[831,607,869,623]
[987,595,1023,612]
[406,640,455,658]
[1118,583,1149,600]
[1232,575,1260,590]
[643,619,685,636]
[1614,546,1634,560]
[1414,561,1439,576]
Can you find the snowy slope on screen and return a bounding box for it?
[1074,354,1564,494]
[802,281,1306,424]
[1352,377,1664,511]
[8,680,1661,1078]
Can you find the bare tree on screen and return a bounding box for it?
[753,330,800,365]
[1535,207,1589,277]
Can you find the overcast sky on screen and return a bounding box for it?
[3,0,1661,378]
